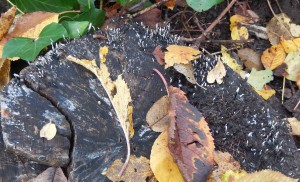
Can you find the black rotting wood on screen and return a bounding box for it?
[0,20,300,181]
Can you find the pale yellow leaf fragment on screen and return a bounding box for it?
[221,45,244,76]
[104,155,153,182]
[287,117,300,136]
[173,63,197,84]
[280,39,298,53]
[66,55,115,95]
[40,122,57,140]
[235,169,298,182]
[99,46,109,63]
[164,45,200,68]
[112,75,132,135]
[146,95,170,132]
[150,131,185,182]
[284,52,300,81]
[207,60,226,84]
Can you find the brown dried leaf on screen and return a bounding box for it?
[150,131,185,182]
[164,45,201,68]
[266,13,294,45]
[297,72,300,89]
[237,48,263,70]
[206,60,226,84]
[168,86,215,182]
[174,63,197,84]
[146,95,170,132]
[134,8,161,28]
[287,117,300,136]
[33,167,67,182]
[261,44,286,70]
[0,59,10,90]
[235,169,298,182]
[152,45,165,65]
[104,155,153,182]
[0,6,16,40]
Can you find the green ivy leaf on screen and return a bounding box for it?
[77,0,95,10]
[73,8,105,28]
[59,7,104,28]
[186,0,224,12]
[2,23,68,61]
[61,21,90,38]
[10,0,77,13]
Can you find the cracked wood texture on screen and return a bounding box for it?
[0,20,300,181]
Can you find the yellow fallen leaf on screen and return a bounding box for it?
[40,121,57,140]
[280,38,299,53]
[255,85,276,100]
[235,169,298,182]
[112,75,132,139]
[150,131,184,182]
[104,155,153,182]
[0,6,16,40]
[207,60,226,84]
[164,45,200,68]
[231,26,249,40]
[0,59,10,90]
[146,95,170,132]
[221,45,243,75]
[261,44,286,70]
[173,63,197,84]
[284,52,300,81]
[287,117,300,136]
[230,14,251,31]
[99,46,109,63]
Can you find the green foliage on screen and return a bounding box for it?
[61,21,90,38]
[3,23,68,61]
[10,0,77,13]
[186,0,224,12]
[3,0,105,62]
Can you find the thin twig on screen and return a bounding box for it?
[129,0,168,19]
[127,0,147,11]
[153,68,169,96]
[282,76,285,104]
[294,99,300,111]
[192,0,238,47]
